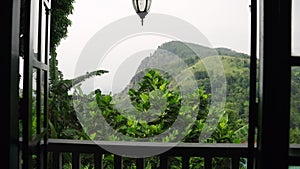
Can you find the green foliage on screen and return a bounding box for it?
[49,0,75,86]
[48,70,108,139]
[290,67,300,144]
[76,69,182,140]
[290,128,300,144]
[50,0,75,52]
[128,70,181,130]
[46,40,300,168]
[68,68,249,168]
[47,40,255,168]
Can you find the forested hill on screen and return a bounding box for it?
[118,41,251,125]
[158,41,249,60]
[119,40,300,135]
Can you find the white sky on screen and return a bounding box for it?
[57,0,252,79]
[56,0,300,94]
[292,0,300,57]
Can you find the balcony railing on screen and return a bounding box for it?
[47,139,250,169]
[18,138,300,168]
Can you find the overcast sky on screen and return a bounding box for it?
[56,0,299,93]
[56,0,253,78]
[292,0,300,57]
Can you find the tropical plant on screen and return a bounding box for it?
[67,68,249,168]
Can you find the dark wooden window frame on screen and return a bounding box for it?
[3,0,300,168]
[21,0,51,168]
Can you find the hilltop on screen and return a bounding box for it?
[115,41,251,123]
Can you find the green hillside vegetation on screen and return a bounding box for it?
[118,40,300,145]
[291,67,300,143]
[123,41,251,137]
[190,55,250,121]
[157,41,300,144]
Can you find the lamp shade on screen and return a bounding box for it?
[132,0,152,25]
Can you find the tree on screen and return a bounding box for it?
[50,0,75,86]
[20,0,75,85]
[48,70,108,139]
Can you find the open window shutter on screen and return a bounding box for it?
[21,0,51,168]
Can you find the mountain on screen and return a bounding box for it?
[114,41,250,121]
[113,40,300,133]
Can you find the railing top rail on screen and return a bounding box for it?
[48,139,248,148]
[47,139,249,157]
